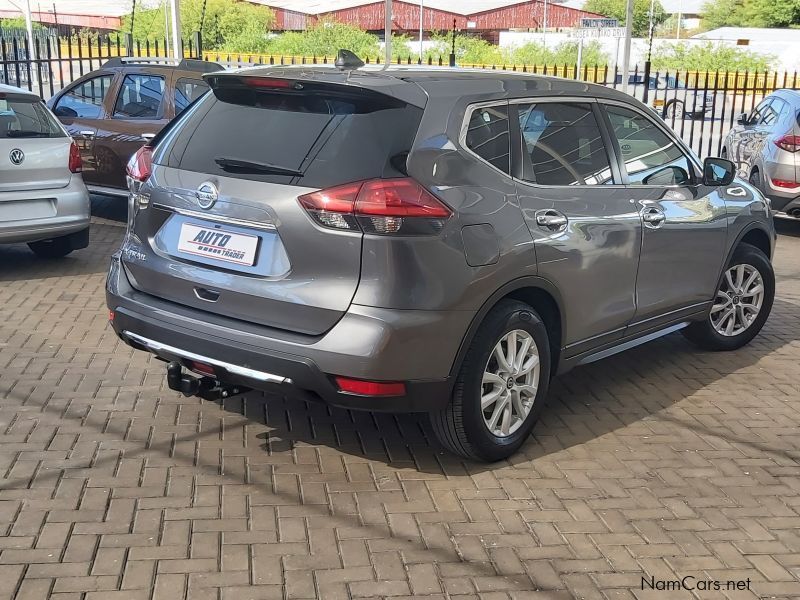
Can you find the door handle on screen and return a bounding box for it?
[141,133,156,141]
[78,130,95,138]
[641,206,666,228]
[535,209,568,231]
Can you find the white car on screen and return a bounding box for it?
[0,84,90,258]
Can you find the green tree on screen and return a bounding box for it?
[121,0,274,48]
[701,0,800,28]
[0,16,46,31]
[582,0,667,36]
[651,42,774,71]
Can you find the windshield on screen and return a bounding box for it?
[0,95,64,139]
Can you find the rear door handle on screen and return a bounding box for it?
[641,206,666,228]
[78,130,95,138]
[535,209,568,231]
[141,133,156,141]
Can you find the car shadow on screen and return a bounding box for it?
[775,216,800,238]
[0,220,121,282]
[206,296,798,474]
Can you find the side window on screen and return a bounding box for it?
[113,74,165,119]
[175,78,209,116]
[516,102,614,185]
[54,74,114,119]
[465,104,510,174]
[606,105,694,186]
[764,97,786,124]
[748,99,772,125]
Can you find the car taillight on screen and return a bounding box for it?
[127,145,153,182]
[774,134,800,152]
[68,141,82,173]
[770,177,798,189]
[297,178,451,235]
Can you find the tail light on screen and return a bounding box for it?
[298,178,451,235]
[127,145,154,182]
[68,141,82,173]
[774,134,800,152]
[770,177,798,189]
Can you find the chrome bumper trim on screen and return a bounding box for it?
[123,330,292,385]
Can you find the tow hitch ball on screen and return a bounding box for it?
[166,362,247,399]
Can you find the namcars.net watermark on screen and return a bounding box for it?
[642,575,752,592]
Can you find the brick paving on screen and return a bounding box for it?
[0,208,799,600]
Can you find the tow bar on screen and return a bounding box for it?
[166,362,249,400]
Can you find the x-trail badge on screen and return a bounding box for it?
[9,149,24,165]
[196,181,218,209]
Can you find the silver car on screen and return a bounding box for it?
[108,64,775,462]
[723,89,800,218]
[0,84,90,258]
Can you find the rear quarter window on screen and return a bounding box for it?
[0,95,64,139]
[156,82,423,188]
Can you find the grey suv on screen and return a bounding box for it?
[107,64,776,461]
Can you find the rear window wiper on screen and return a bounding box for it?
[6,130,51,138]
[214,157,302,176]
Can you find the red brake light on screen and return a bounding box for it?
[774,134,800,152]
[68,141,82,173]
[770,177,798,189]
[356,179,452,218]
[334,376,406,397]
[127,145,153,182]
[297,178,451,235]
[244,77,295,89]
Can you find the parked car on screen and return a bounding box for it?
[107,62,775,461]
[616,74,714,119]
[47,57,221,197]
[0,84,90,258]
[722,89,800,218]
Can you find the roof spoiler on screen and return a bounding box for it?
[102,57,222,73]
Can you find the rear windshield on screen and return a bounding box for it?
[155,81,424,187]
[0,95,64,139]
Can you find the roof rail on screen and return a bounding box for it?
[102,57,222,73]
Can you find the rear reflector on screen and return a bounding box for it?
[189,361,216,377]
[68,141,82,173]
[127,145,153,183]
[771,177,798,189]
[774,134,800,152]
[298,178,451,235]
[334,376,406,397]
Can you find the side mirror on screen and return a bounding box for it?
[703,157,736,186]
[54,106,77,119]
[736,112,748,126]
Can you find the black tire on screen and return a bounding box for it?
[430,299,551,462]
[28,236,74,259]
[682,243,774,351]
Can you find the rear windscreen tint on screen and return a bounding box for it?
[0,96,64,139]
[156,84,423,187]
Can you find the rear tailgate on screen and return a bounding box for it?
[0,93,72,192]
[122,72,424,335]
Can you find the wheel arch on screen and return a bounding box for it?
[450,278,565,379]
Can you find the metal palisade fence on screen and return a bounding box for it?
[2,32,800,160]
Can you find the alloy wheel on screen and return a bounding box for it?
[481,329,540,437]
[710,264,764,337]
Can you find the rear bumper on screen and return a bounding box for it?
[0,177,90,244]
[106,254,466,412]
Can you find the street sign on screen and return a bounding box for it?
[580,18,619,28]
[572,27,626,38]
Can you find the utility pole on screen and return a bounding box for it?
[384,0,392,68]
[642,0,655,103]
[449,18,456,67]
[418,0,424,62]
[542,0,548,48]
[169,0,181,60]
[621,0,633,93]
[23,0,37,88]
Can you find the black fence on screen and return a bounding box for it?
[2,32,799,160]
